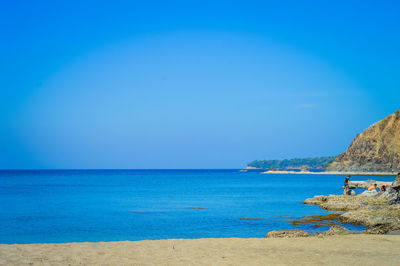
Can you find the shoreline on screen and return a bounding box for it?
[1,172,398,265]
[260,170,396,176]
[1,236,400,265]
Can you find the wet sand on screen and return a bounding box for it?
[1,235,400,265]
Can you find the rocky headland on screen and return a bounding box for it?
[328,109,400,172]
[264,110,400,237]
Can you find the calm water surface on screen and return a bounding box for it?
[0,170,395,244]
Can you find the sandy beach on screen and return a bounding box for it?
[1,235,400,266]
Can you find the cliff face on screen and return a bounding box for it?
[328,109,400,172]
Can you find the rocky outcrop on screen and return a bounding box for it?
[388,173,400,205]
[265,229,312,238]
[304,174,400,234]
[266,226,353,238]
[319,225,351,236]
[304,193,400,234]
[328,109,400,172]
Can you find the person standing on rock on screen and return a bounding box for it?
[343,175,350,195]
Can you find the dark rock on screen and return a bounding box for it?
[391,173,400,189]
[388,196,400,205]
[387,173,400,205]
[364,226,389,235]
[287,214,340,228]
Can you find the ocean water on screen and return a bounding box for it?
[0,170,396,244]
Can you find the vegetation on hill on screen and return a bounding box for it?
[247,156,336,169]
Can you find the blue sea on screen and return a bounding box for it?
[0,170,396,244]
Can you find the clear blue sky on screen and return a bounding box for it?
[1,0,399,169]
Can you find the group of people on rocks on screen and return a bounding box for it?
[342,174,399,195]
[367,183,387,192]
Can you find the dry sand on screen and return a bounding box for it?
[1,235,400,265]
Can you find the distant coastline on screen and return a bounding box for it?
[247,156,336,170]
[260,170,396,176]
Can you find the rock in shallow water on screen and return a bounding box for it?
[265,229,312,238]
[303,196,328,205]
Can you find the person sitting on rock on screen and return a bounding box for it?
[368,183,377,191]
[343,175,350,195]
[380,184,387,192]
